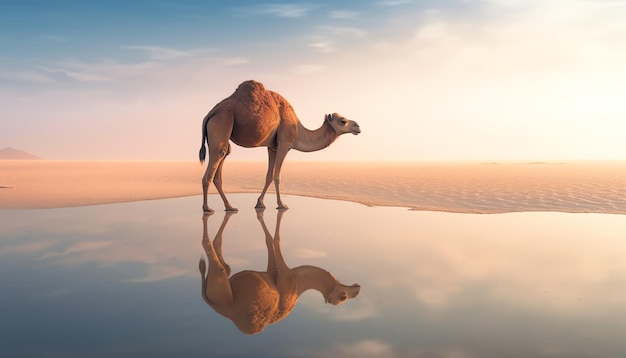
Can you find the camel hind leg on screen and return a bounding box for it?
[201,152,223,213]
[201,111,235,212]
[213,145,237,212]
[213,211,237,274]
[199,213,234,306]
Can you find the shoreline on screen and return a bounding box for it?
[1,160,625,215]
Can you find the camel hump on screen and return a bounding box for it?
[232,81,290,111]
[236,80,265,94]
[231,80,273,108]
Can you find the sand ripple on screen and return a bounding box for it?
[239,162,626,214]
[1,161,625,214]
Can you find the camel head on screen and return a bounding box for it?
[325,113,361,136]
[326,283,361,305]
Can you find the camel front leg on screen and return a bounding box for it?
[213,149,238,212]
[272,209,289,272]
[256,147,277,209]
[272,145,291,210]
[256,209,278,275]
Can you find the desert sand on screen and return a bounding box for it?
[1,160,625,214]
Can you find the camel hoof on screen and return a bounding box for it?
[225,207,238,212]
[255,203,266,210]
[277,205,289,210]
[203,207,215,214]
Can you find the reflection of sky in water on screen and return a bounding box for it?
[1,194,626,357]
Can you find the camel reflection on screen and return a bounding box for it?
[199,210,360,334]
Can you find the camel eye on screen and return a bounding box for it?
[340,120,347,125]
[340,294,347,301]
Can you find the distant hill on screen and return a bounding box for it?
[0,147,41,160]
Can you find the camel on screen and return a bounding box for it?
[198,210,360,334]
[198,80,361,212]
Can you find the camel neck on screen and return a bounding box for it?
[293,265,338,301]
[293,120,338,152]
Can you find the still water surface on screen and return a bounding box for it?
[1,194,626,357]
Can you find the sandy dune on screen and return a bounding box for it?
[1,160,625,214]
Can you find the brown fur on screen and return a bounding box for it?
[198,80,360,212]
[199,210,360,334]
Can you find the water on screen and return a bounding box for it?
[1,194,626,357]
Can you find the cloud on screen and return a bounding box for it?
[292,64,327,74]
[122,45,215,61]
[38,34,69,43]
[39,241,113,261]
[124,265,190,283]
[301,294,378,322]
[370,0,626,111]
[5,0,626,161]
[10,43,233,86]
[307,25,367,53]
[318,26,367,38]
[329,10,359,19]
[376,0,413,6]
[293,248,328,258]
[31,46,248,85]
[255,4,316,18]
[309,40,336,52]
[219,56,250,66]
[39,60,160,83]
[309,340,397,358]
[39,65,118,83]
[0,70,54,83]
[0,241,55,255]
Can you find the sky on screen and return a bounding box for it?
[1,0,625,161]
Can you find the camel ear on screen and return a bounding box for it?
[325,113,332,122]
[348,284,360,298]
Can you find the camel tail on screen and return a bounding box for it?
[199,143,206,164]
[198,257,215,306]
[199,257,207,277]
[199,112,213,164]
